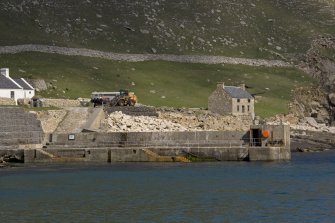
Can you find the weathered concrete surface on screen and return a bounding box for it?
[23,145,290,163]
[83,107,105,131]
[1,125,290,163]
[47,131,248,148]
[24,148,109,163]
[249,147,291,161]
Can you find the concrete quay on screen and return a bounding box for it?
[22,125,290,163]
[0,106,291,163]
[22,146,290,163]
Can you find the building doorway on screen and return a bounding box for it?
[250,128,262,146]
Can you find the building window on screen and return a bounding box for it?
[242,105,245,113]
[10,91,14,99]
[237,105,239,112]
[248,105,250,112]
[29,91,31,94]
[237,99,240,103]
[248,99,251,103]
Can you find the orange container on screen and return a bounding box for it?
[262,130,270,138]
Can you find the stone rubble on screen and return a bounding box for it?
[102,108,252,132]
[158,108,252,131]
[103,111,189,132]
[266,114,335,134]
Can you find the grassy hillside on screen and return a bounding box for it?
[0,53,315,117]
[0,0,334,59]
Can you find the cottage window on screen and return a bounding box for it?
[237,105,239,112]
[248,105,250,112]
[237,99,240,103]
[242,105,245,113]
[248,99,251,103]
[10,91,14,99]
[29,91,31,94]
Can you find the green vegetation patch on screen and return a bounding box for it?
[0,52,316,117]
[0,0,334,58]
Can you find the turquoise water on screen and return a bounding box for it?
[1,151,335,223]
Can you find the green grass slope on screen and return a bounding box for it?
[0,53,315,117]
[0,0,334,59]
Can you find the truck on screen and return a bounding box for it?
[91,90,138,107]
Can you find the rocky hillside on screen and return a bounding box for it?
[0,0,334,58]
[0,0,334,121]
[298,37,335,125]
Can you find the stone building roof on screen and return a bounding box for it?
[0,75,21,89]
[224,86,253,99]
[13,78,34,90]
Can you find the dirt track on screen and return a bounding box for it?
[0,44,292,67]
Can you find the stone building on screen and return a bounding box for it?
[208,83,255,118]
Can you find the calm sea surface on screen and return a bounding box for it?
[1,151,335,223]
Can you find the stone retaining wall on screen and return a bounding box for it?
[0,97,16,106]
[42,98,81,107]
[0,107,44,146]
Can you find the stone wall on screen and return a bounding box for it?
[48,131,248,148]
[0,107,44,146]
[208,84,232,115]
[0,97,16,105]
[42,98,81,107]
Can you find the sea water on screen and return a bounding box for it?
[0,151,335,223]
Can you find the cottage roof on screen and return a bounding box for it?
[224,86,253,99]
[0,75,22,89]
[13,78,34,90]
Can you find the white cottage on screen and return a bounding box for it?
[0,68,35,103]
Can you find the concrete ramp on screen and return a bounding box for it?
[83,107,105,132]
[55,107,90,133]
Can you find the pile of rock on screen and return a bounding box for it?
[158,108,252,131]
[102,108,253,132]
[103,111,190,132]
[266,115,335,134]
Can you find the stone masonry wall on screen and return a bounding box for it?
[208,84,232,115]
[42,98,81,107]
[0,107,44,146]
[0,97,16,106]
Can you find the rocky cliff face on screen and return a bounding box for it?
[299,36,335,125]
[289,87,332,124]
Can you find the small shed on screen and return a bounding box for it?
[208,82,255,118]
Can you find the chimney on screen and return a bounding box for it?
[240,83,245,91]
[0,68,9,78]
[217,82,224,89]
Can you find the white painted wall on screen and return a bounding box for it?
[21,78,35,98]
[24,89,35,98]
[0,89,25,101]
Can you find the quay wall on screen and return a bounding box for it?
[48,131,248,148]
[22,146,288,163]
